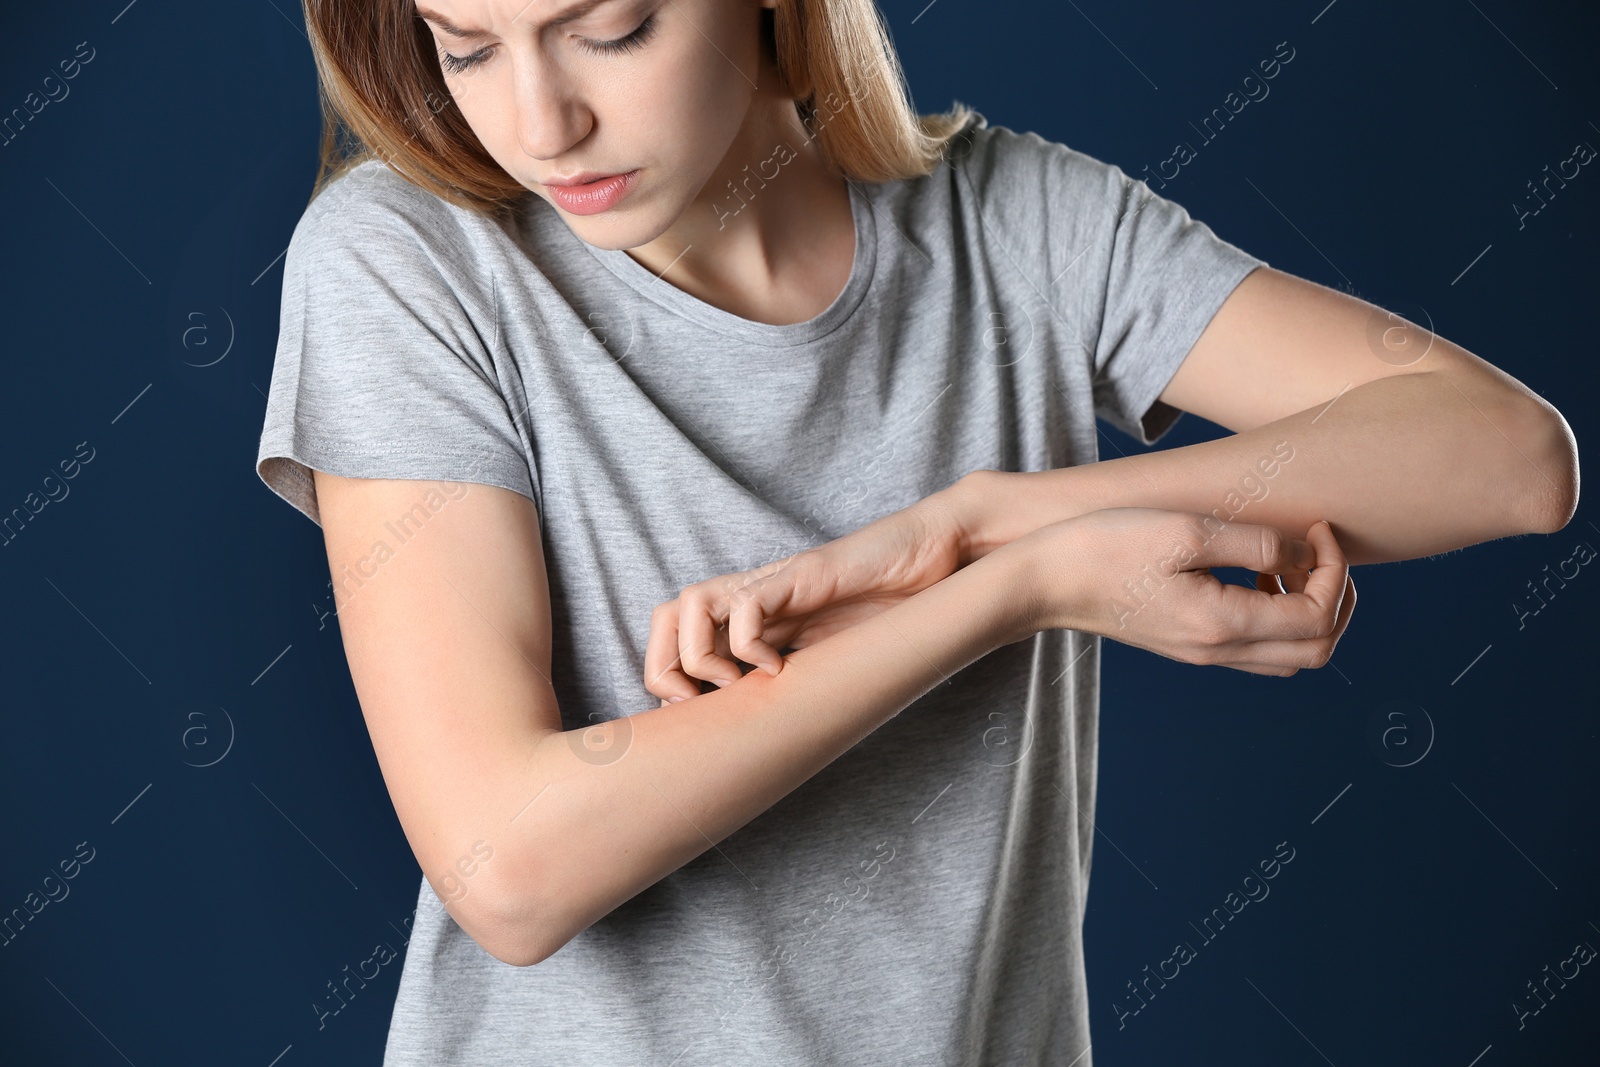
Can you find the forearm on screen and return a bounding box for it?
[498,542,1032,965]
[954,370,1578,567]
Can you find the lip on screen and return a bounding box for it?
[542,170,623,186]
[541,169,640,215]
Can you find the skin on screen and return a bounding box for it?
[304,0,1577,966]
[417,0,856,324]
[644,272,1579,701]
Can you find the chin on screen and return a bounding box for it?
[559,217,652,252]
[557,200,678,252]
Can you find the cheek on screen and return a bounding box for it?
[443,71,514,151]
[652,2,764,125]
[648,35,753,142]
[607,44,754,211]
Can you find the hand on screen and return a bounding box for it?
[644,490,972,703]
[1011,507,1355,676]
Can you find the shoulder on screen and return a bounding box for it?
[947,112,1133,219]
[919,112,1144,296]
[302,159,495,237]
[286,159,508,311]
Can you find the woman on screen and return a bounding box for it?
[255,0,1578,1063]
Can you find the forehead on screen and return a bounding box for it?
[415,0,624,37]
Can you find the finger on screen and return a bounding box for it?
[1271,519,1351,631]
[1215,659,1301,677]
[1187,519,1316,577]
[678,587,745,688]
[710,622,740,671]
[1278,568,1309,595]
[1214,582,1348,674]
[1223,573,1358,671]
[1255,571,1286,596]
[728,590,785,676]
[643,600,700,702]
[1186,576,1324,644]
[1202,520,1350,642]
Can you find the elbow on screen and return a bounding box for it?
[1516,398,1580,535]
[443,855,567,968]
[467,888,562,968]
[482,935,556,970]
[482,864,582,967]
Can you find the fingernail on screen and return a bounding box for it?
[712,678,735,689]
[668,695,688,703]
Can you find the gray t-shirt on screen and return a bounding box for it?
[256,110,1264,1066]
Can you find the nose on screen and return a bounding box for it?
[512,50,591,161]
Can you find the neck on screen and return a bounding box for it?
[702,96,830,258]
[623,90,853,325]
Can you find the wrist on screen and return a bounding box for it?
[938,469,1017,567]
[978,514,1100,640]
[965,526,1052,647]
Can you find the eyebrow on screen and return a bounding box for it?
[415,0,618,38]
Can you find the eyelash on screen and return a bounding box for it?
[438,13,658,74]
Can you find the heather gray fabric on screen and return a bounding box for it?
[256,111,1265,1066]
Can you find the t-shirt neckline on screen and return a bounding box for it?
[576,176,878,349]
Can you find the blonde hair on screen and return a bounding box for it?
[302,0,974,220]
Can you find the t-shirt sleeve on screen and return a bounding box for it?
[1086,165,1267,445]
[255,164,538,529]
[956,119,1267,446]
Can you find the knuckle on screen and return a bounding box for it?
[1174,516,1211,553]
[1190,613,1231,649]
[1258,526,1287,568]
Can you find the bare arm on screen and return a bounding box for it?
[954,268,1579,567]
[314,468,1033,967]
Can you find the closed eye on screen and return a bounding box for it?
[574,11,658,57]
[438,12,659,74]
[439,46,492,74]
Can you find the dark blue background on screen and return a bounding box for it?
[2,1,1595,1063]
